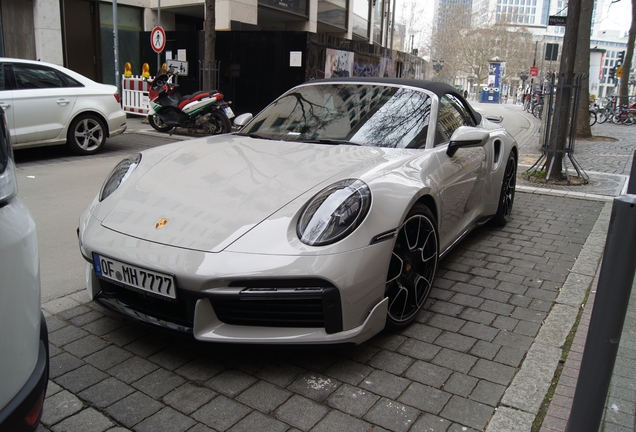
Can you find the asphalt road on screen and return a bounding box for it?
[14,132,177,302]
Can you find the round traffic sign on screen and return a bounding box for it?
[150,26,166,53]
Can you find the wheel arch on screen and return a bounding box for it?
[413,194,439,226]
[67,110,111,137]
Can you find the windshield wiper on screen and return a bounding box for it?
[304,139,361,146]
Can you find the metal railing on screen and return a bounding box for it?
[524,73,589,184]
[199,60,220,91]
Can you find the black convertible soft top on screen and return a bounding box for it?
[308,77,482,125]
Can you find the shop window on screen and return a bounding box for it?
[99,4,142,86]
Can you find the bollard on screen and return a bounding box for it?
[565,194,636,432]
[628,150,635,194]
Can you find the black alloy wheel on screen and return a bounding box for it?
[385,204,438,329]
[491,152,517,226]
[203,110,232,134]
[148,114,174,133]
[67,114,106,155]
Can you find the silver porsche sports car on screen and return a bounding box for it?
[78,78,517,345]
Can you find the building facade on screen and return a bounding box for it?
[1,0,423,114]
[462,0,632,98]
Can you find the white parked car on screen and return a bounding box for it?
[0,107,49,430]
[0,58,127,155]
[78,78,517,345]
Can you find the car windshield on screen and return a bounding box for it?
[239,83,432,149]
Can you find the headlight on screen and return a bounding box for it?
[297,179,371,246]
[99,154,141,201]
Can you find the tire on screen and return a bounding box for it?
[491,152,517,226]
[611,114,622,125]
[589,111,597,126]
[597,110,609,124]
[66,114,106,155]
[202,110,232,135]
[385,204,438,330]
[148,114,174,133]
[532,103,543,119]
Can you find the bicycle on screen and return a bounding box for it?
[596,97,616,124]
[611,104,636,125]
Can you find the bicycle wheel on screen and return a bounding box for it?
[597,109,609,124]
[532,103,543,119]
[612,113,622,124]
[623,114,635,125]
[589,111,597,126]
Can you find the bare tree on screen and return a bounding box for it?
[618,0,636,107]
[399,0,426,53]
[574,0,594,138]
[495,26,535,89]
[546,0,581,179]
[452,25,533,89]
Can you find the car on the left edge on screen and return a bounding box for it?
[0,58,127,155]
[0,106,49,431]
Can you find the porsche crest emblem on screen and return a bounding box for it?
[155,218,170,229]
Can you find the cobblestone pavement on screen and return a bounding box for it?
[35,111,635,432]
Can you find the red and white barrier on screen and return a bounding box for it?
[122,76,152,116]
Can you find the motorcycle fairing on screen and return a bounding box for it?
[178,92,214,110]
[181,99,218,115]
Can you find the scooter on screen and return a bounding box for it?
[146,68,234,134]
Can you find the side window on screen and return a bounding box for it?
[436,96,468,144]
[13,64,64,90]
[445,94,477,127]
[0,65,4,91]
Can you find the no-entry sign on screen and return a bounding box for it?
[150,26,166,53]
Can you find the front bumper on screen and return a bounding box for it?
[79,210,393,345]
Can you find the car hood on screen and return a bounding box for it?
[101,135,392,252]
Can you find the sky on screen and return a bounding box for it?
[599,0,632,33]
[409,0,633,36]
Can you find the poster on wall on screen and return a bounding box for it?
[325,49,354,78]
[487,62,501,89]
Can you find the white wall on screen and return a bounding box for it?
[33,0,64,65]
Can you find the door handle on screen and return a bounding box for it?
[0,102,10,109]
[56,99,70,105]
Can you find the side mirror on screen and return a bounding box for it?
[446,126,489,157]
[233,113,253,129]
[485,115,503,123]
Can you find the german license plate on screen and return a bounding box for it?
[223,106,235,119]
[93,253,176,300]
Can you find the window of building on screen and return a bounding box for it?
[99,4,142,87]
[352,0,369,38]
[259,0,308,16]
[319,0,347,30]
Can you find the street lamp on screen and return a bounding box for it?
[519,72,528,90]
[432,58,444,76]
[519,72,528,105]
[467,74,476,99]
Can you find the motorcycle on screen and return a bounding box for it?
[146,68,234,134]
